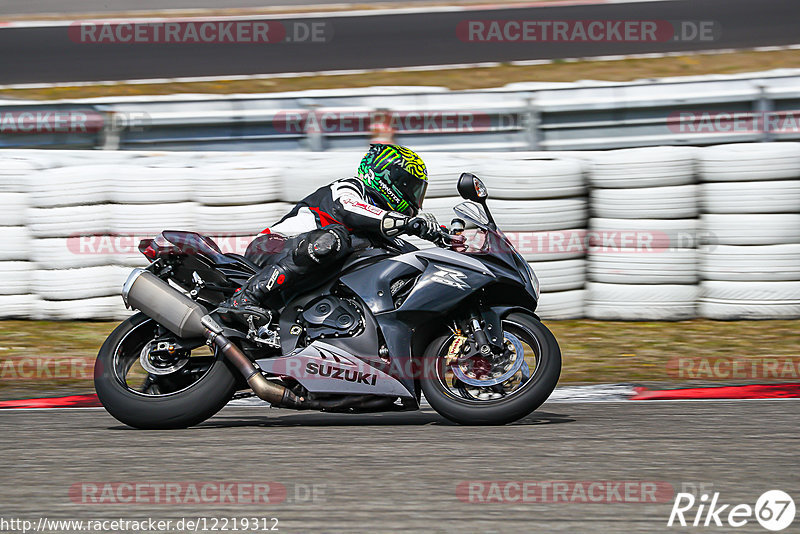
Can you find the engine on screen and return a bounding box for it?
[300,296,364,339]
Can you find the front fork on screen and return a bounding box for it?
[462,306,505,354]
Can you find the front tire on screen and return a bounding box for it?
[94,313,239,429]
[421,312,561,425]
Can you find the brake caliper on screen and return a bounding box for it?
[445,335,467,365]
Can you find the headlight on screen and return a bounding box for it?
[524,262,540,299]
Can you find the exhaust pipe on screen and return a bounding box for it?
[122,269,304,408]
[122,269,207,338]
[200,315,305,408]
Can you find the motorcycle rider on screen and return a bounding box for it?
[219,144,443,322]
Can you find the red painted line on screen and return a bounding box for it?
[632,383,800,401]
[0,393,101,409]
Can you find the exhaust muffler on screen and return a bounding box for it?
[121,268,304,407]
[122,269,208,338]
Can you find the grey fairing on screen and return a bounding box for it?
[340,248,494,315]
[256,342,411,398]
[340,248,495,397]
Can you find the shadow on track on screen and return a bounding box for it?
[192,409,573,429]
[106,410,575,430]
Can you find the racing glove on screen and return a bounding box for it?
[381,211,441,241]
[407,212,442,241]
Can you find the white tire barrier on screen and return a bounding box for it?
[0,262,32,295]
[32,265,130,301]
[28,204,112,238]
[0,157,39,192]
[589,218,699,250]
[591,185,698,219]
[528,259,586,292]
[701,180,800,214]
[34,296,134,321]
[0,192,28,225]
[424,198,587,233]
[28,166,110,207]
[488,198,588,231]
[700,244,800,282]
[31,237,112,269]
[111,166,192,204]
[511,229,587,261]
[196,203,291,236]
[112,202,196,235]
[20,149,137,170]
[3,145,800,322]
[586,282,699,321]
[420,197,462,226]
[419,154,475,198]
[699,142,800,182]
[589,146,696,188]
[701,214,800,246]
[280,154,358,203]
[588,248,697,285]
[194,168,282,205]
[0,295,39,319]
[699,281,800,319]
[480,158,585,199]
[535,289,585,320]
[0,226,30,261]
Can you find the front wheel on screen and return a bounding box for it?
[94,312,239,429]
[421,312,561,425]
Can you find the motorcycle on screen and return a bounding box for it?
[94,173,561,428]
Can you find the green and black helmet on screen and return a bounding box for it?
[357,144,428,216]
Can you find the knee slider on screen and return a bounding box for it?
[294,227,349,266]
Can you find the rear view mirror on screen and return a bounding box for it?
[457,173,488,202]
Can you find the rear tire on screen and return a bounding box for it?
[421,312,561,425]
[94,313,239,429]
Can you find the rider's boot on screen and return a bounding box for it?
[217,262,293,328]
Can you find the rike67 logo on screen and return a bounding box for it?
[668,490,795,531]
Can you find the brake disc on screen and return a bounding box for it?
[139,341,189,376]
[450,331,525,387]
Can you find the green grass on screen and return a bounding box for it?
[1,319,797,400]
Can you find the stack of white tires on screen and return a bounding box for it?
[195,162,289,253]
[698,143,800,319]
[482,157,588,320]
[0,157,38,318]
[586,147,700,320]
[27,166,130,319]
[411,156,587,318]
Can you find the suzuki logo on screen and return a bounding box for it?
[430,265,469,291]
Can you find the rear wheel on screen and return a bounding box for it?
[421,312,561,425]
[94,313,239,429]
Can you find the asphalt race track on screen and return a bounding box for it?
[1,400,797,533]
[0,0,798,84]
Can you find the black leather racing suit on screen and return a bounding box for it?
[228,177,418,310]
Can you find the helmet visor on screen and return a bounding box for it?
[390,166,428,215]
